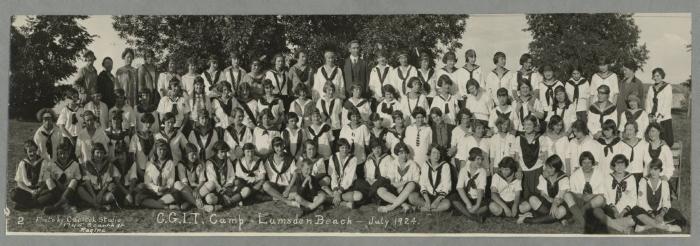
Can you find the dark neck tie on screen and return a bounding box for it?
[416,128,421,147]
[583,182,593,194]
[612,179,627,204]
[171,102,178,115]
[651,85,661,117]
[42,131,53,157]
[71,113,78,125]
[545,84,554,106]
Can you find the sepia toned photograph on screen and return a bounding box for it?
[5,13,691,235]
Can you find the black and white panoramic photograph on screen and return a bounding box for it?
[5,13,692,235]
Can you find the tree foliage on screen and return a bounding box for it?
[281,15,468,67]
[112,15,287,73]
[10,15,94,120]
[112,15,468,71]
[525,14,649,80]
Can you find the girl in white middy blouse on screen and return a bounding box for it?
[629,160,685,233]
[404,107,432,165]
[436,52,461,102]
[430,75,459,125]
[327,139,370,209]
[460,49,485,99]
[485,52,516,104]
[376,143,420,213]
[562,151,607,226]
[313,50,345,100]
[399,78,429,124]
[619,122,648,183]
[449,147,489,223]
[465,79,493,125]
[489,88,519,133]
[411,145,452,212]
[488,157,523,218]
[391,51,418,96]
[590,154,638,233]
[590,57,619,105]
[368,50,392,102]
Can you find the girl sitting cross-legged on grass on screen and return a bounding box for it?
[135,139,180,210]
[42,141,82,215]
[111,142,140,208]
[588,154,638,233]
[517,154,571,225]
[200,141,239,212]
[449,147,489,223]
[78,143,121,211]
[488,156,523,219]
[231,143,267,207]
[630,158,686,233]
[11,140,56,211]
[376,142,421,213]
[173,143,208,211]
[327,139,370,209]
[297,139,332,194]
[262,137,298,207]
[411,145,452,213]
[365,140,393,206]
[288,158,329,218]
[562,151,607,229]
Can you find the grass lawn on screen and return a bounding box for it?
[4,113,691,234]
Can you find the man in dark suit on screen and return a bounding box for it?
[343,40,370,98]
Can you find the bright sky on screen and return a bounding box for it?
[13,13,692,84]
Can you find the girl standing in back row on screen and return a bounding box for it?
[645,68,674,147]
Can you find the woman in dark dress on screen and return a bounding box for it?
[97,57,117,108]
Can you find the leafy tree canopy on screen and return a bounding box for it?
[525,13,649,80]
[10,15,94,120]
[112,15,468,71]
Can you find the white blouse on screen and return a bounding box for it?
[465,91,493,121]
[390,65,419,96]
[590,72,619,100]
[485,69,517,102]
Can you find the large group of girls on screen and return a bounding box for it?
[11,39,686,233]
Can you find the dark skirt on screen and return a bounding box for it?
[521,168,542,199]
[266,182,288,193]
[447,188,489,207]
[531,194,553,214]
[630,206,687,227]
[373,180,416,205]
[346,179,371,204]
[290,175,323,201]
[660,119,674,147]
[10,187,57,209]
[369,177,392,201]
[234,177,262,191]
[602,204,630,218]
